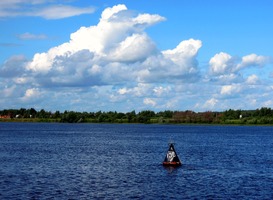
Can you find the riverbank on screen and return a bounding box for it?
[2,107,273,125]
[1,117,273,126]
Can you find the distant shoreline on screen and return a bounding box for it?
[1,118,273,126]
[1,107,273,125]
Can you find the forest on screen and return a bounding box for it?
[1,107,273,125]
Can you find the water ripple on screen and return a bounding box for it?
[1,123,273,199]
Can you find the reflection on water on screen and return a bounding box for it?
[163,165,181,173]
[0,123,273,199]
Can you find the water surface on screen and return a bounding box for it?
[0,123,273,199]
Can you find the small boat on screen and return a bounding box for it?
[162,142,182,166]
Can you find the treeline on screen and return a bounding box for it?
[0,108,171,123]
[1,107,273,124]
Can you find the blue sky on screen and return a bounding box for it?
[1,0,273,112]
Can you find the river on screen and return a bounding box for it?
[0,123,273,199]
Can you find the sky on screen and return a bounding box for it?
[1,0,273,112]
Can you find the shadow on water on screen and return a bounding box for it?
[163,165,181,173]
[163,163,198,174]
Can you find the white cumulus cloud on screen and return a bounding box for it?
[246,74,259,85]
[220,84,241,95]
[25,4,198,89]
[153,86,171,97]
[22,88,41,101]
[236,53,271,71]
[163,39,202,74]
[2,4,272,111]
[209,52,270,76]
[209,52,234,75]
[143,98,157,107]
[204,98,218,108]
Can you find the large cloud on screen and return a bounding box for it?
[1,4,273,112]
[25,4,201,88]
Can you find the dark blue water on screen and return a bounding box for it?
[1,123,273,199]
